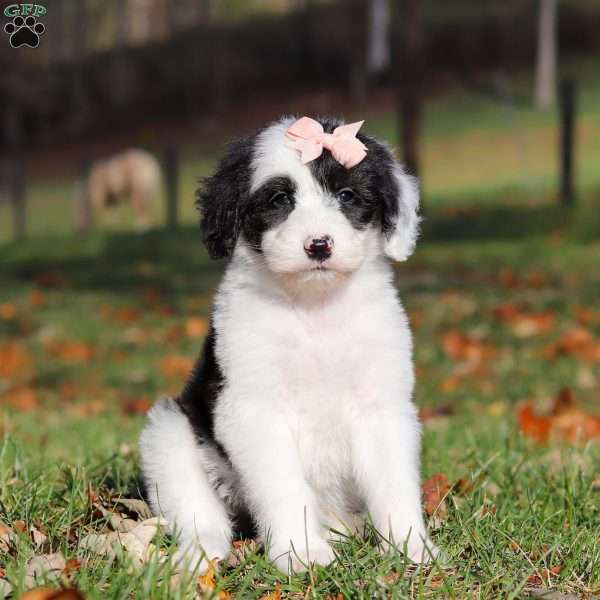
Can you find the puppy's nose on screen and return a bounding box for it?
[304,235,334,262]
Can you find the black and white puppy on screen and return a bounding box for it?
[139,116,437,573]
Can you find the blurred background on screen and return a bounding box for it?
[1,0,600,240]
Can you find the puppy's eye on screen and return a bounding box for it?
[269,191,291,207]
[336,188,355,203]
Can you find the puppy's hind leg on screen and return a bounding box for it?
[139,398,232,572]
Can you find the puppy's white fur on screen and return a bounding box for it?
[140,117,435,573]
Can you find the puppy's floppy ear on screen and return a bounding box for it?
[381,163,421,262]
[198,135,254,259]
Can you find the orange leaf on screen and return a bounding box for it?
[21,588,85,600]
[47,341,94,363]
[124,397,153,416]
[185,317,209,339]
[0,342,33,380]
[6,387,39,411]
[0,303,17,320]
[259,584,282,600]
[518,403,551,444]
[116,307,141,323]
[422,474,450,516]
[30,289,47,307]
[160,355,194,378]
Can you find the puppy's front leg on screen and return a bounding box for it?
[351,409,438,563]
[223,412,334,572]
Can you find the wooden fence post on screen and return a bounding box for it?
[78,160,93,232]
[559,79,576,206]
[11,158,26,240]
[164,146,179,228]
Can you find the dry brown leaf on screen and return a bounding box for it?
[47,341,94,363]
[25,553,67,588]
[519,388,600,445]
[115,307,141,323]
[543,328,600,362]
[6,387,39,411]
[0,578,13,597]
[30,289,47,307]
[160,355,194,378]
[422,474,450,517]
[79,517,166,566]
[185,317,209,339]
[441,331,496,364]
[116,498,153,520]
[123,397,153,416]
[0,342,34,381]
[21,588,86,600]
[0,303,17,320]
[259,583,282,600]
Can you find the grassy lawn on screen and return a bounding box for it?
[1,217,600,598]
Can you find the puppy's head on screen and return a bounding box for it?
[199,116,420,288]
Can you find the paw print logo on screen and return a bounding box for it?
[4,15,45,48]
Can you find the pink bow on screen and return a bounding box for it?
[286,116,368,168]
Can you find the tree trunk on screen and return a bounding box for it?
[367,0,390,75]
[535,0,558,108]
[397,0,424,179]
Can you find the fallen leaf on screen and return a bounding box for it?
[14,520,28,533]
[259,584,282,600]
[160,355,194,378]
[185,317,209,339]
[31,524,48,548]
[25,553,67,588]
[21,588,85,600]
[63,558,83,576]
[30,289,47,307]
[79,517,166,566]
[422,474,450,517]
[518,403,552,444]
[0,303,17,320]
[123,397,152,416]
[0,342,34,381]
[47,341,94,363]
[6,387,39,411]
[543,328,600,362]
[441,331,496,364]
[116,498,153,520]
[0,578,13,597]
[519,388,600,444]
[115,307,141,323]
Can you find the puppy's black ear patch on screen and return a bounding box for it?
[197,135,255,259]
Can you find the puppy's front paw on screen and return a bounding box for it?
[405,536,441,564]
[270,537,335,573]
[173,535,230,574]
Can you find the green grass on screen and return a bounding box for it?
[1,221,600,598]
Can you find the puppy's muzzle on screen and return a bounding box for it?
[304,235,334,262]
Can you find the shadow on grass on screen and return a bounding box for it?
[1,199,598,293]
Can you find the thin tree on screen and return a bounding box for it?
[397,0,424,179]
[535,0,558,108]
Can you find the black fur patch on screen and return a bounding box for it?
[307,117,400,237]
[198,135,256,259]
[176,327,225,453]
[242,176,297,252]
[175,329,257,539]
